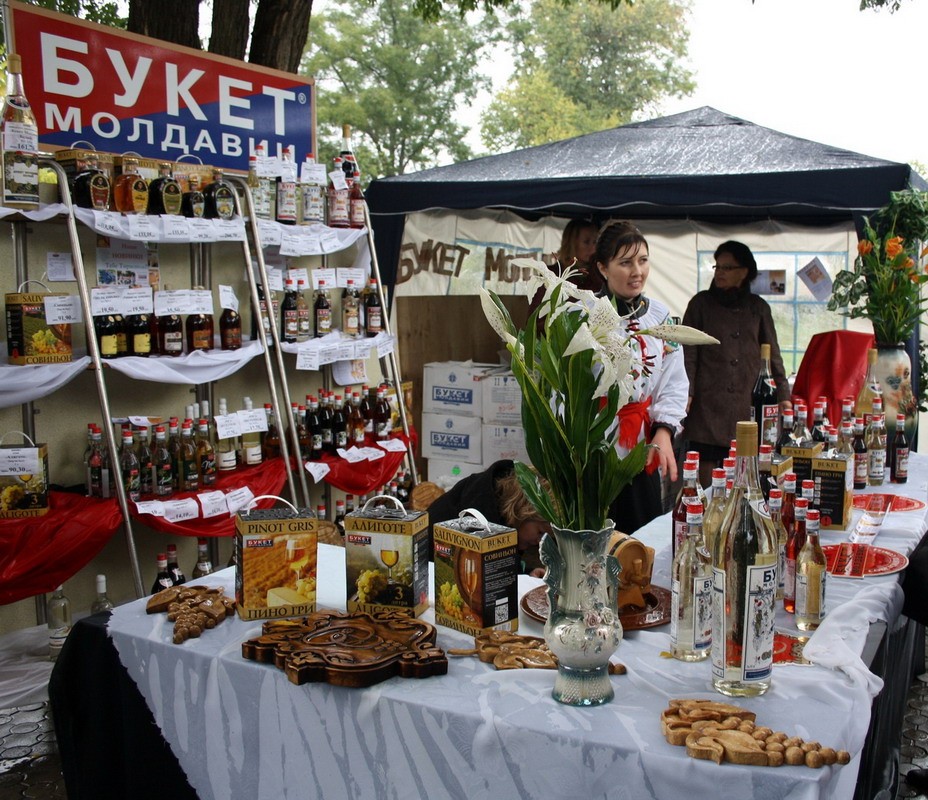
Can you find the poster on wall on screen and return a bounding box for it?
[9,0,316,171]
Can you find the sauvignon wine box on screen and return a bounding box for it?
[433,511,519,637]
[345,498,430,617]
[235,506,318,620]
[0,436,49,518]
[811,453,854,530]
[5,290,73,365]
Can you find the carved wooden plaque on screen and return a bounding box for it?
[241,609,448,688]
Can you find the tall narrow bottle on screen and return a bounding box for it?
[711,421,778,697]
[783,496,809,614]
[672,458,699,558]
[241,397,263,466]
[795,509,827,632]
[751,343,779,447]
[670,502,712,661]
[889,413,909,484]
[855,348,882,426]
[47,586,71,661]
[1,54,39,210]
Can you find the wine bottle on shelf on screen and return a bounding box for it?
[180,174,205,218]
[202,168,236,220]
[783,496,808,614]
[119,428,141,502]
[296,279,311,342]
[72,153,111,210]
[113,157,148,213]
[262,403,281,459]
[241,397,263,466]
[670,501,712,662]
[196,419,217,488]
[1,53,39,210]
[191,537,214,578]
[314,280,332,338]
[711,421,777,697]
[365,277,383,337]
[219,306,242,351]
[795,508,827,632]
[671,458,699,558]
[166,543,186,585]
[151,552,174,594]
[889,413,909,484]
[147,162,182,215]
[90,575,115,614]
[152,425,173,497]
[47,586,71,661]
[767,488,788,601]
[855,348,882,426]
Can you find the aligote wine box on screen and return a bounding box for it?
[433,511,519,636]
[345,499,430,617]
[235,507,318,620]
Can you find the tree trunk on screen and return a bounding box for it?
[249,0,313,73]
[127,0,201,50]
[208,0,251,60]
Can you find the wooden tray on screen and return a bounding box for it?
[241,609,447,687]
[520,584,672,630]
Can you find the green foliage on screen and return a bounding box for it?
[481,0,694,151]
[304,0,497,178]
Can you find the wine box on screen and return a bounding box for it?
[234,506,318,621]
[433,513,519,637]
[779,442,824,485]
[811,453,854,530]
[5,289,73,365]
[0,435,49,518]
[344,498,430,617]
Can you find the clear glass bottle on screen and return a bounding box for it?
[711,420,778,697]
[166,543,186,585]
[866,413,886,486]
[191,537,214,578]
[784,496,808,614]
[119,428,141,502]
[113,157,149,213]
[1,54,39,210]
[795,508,827,631]
[670,501,712,662]
[241,397,263,466]
[767,488,788,602]
[90,574,115,614]
[151,552,174,594]
[47,585,72,660]
[855,347,882,427]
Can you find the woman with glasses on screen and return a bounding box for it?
[682,240,791,486]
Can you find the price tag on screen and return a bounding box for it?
[188,217,213,241]
[279,231,303,257]
[134,500,165,517]
[319,344,339,365]
[318,229,342,254]
[328,170,348,191]
[219,284,239,312]
[312,267,337,290]
[123,287,154,315]
[296,347,320,371]
[266,266,284,293]
[338,267,365,289]
[214,413,244,438]
[163,498,200,522]
[225,486,256,515]
[198,490,229,519]
[46,252,75,282]
[300,162,328,185]
[93,210,124,237]
[217,219,246,241]
[0,447,39,476]
[44,294,83,324]
[287,267,310,287]
[256,219,282,247]
[154,289,190,317]
[335,341,355,361]
[305,461,330,482]
[377,334,395,358]
[90,286,123,317]
[127,213,161,241]
[161,215,191,240]
[189,288,214,316]
[236,408,268,434]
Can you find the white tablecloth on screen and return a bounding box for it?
[106,458,928,800]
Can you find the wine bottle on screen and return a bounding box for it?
[151,552,174,594]
[795,509,827,632]
[166,543,186,585]
[751,343,779,447]
[783,496,808,614]
[90,574,115,614]
[855,348,882,427]
[147,162,182,215]
[671,501,712,662]
[113,157,149,213]
[889,413,909,483]
[1,54,39,210]
[711,420,777,697]
[191,537,214,578]
[47,585,72,661]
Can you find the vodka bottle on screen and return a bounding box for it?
[671,502,712,661]
[191,537,214,578]
[768,488,788,601]
[1,54,39,210]
[795,509,827,632]
[784,496,809,613]
[90,574,115,614]
[711,421,777,697]
[47,586,71,660]
[166,543,186,585]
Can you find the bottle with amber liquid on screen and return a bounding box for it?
[672,458,699,558]
[1,54,39,210]
[126,312,152,356]
[219,306,242,351]
[113,157,149,213]
[147,162,182,215]
[203,168,236,220]
[795,508,827,631]
[181,174,205,218]
[73,153,111,210]
[186,291,213,352]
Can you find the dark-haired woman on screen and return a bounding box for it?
[682,240,791,486]
[595,221,689,534]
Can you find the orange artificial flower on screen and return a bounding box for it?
[858,240,874,256]
[886,236,905,259]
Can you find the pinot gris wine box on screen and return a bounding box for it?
[235,506,318,620]
[0,434,49,518]
[345,497,430,617]
[433,510,519,636]
[811,453,854,530]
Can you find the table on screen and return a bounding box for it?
[51,458,928,800]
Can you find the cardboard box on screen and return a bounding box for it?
[482,424,530,464]
[433,513,519,636]
[5,291,73,364]
[345,500,430,617]
[481,371,522,425]
[422,361,496,417]
[426,458,484,488]
[0,438,49,518]
[422,412,482,464]
[779,442,824,485]
[235,507,318,621]
[812,453,854,530]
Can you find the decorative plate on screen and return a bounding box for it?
[241,609,447,687]
[822,543,909,578]
[520,584,672,630]
[852,493,926,513]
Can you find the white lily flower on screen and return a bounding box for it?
[643,323,720,346]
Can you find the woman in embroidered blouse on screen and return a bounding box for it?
[594,221,689,534]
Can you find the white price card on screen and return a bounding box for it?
[123,286,154,316]
[188,217,214,241]
[337,267,365,289]
[214,413,244,439]
[46,252,75,282]
[328,169,348,191]
[300,162,328,185]
[256,219,282,247]
[93,210,124,237]
[219,284,239,312]
[225,486,256,515]
[279,231,304,257]
[296,347,321,371]
[44,294,83,324]
[198,490,229,519]
[134,500,165,517]
[318,229,342,254]
[163,498,200,522]
[236,408,268,434]
[90,286,123,317]
[160,215,191,240]
[377,333,396,358]
[266,266,285,293]
[0,447,39,476]
[305,461,331,483]
[312,267,337,290]
[287,267,310,287]
[127,213,161,241]
[216,219,246,241]
[189,288,214,316]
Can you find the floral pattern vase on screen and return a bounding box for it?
[875,344,918,443]
[540,521,623,706]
